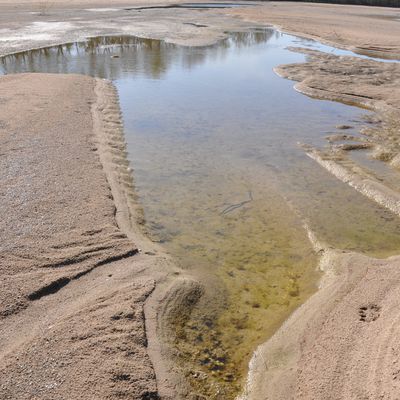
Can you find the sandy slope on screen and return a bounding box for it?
[240,248,400,400]
[0,74,137,317]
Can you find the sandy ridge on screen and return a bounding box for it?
[240,246,400,400]
[0,73,138,318]
[92,77,199,399]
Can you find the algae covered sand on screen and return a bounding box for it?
[153,175,320,397]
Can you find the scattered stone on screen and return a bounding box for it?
[336,124,353,130]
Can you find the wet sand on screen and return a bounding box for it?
[1,1,400,399]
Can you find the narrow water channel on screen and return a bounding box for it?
[3,29,400,398]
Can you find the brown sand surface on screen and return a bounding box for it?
[240,248,400,400]
[0,73,137,317]
[2,2,400,400]
[0,73,171,399]
[275,47,400,109]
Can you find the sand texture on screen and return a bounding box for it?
[240,249,400,400]
[275,48,400,109]
[0,74,138,317]
[0,73,162,399]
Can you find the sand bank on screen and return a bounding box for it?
[240,247,400,400]
[0,73,176,399]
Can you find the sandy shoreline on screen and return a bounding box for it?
[1,1,400,399]
[0,73,161,398]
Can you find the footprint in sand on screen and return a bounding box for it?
[359,304,381,322]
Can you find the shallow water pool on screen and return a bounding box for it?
[2,29,400,398]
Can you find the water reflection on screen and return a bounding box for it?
[0,30,276,79]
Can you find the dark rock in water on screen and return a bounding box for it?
[336,124,353,130]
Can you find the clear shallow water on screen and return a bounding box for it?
[2,30,400,398]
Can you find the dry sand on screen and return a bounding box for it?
[0,72,193,400]
[0,73,137,318]
[240,248,400,400]
[1,2,400,400]
[0,73,164,399]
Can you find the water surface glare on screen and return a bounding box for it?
[3,30,400,398]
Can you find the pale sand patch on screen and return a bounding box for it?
[0,22,74,42]
[86,7,120,11]
[240,248,400,400]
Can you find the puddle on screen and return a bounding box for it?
[2,30,400,398]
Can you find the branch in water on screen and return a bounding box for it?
[220,191,253,215]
